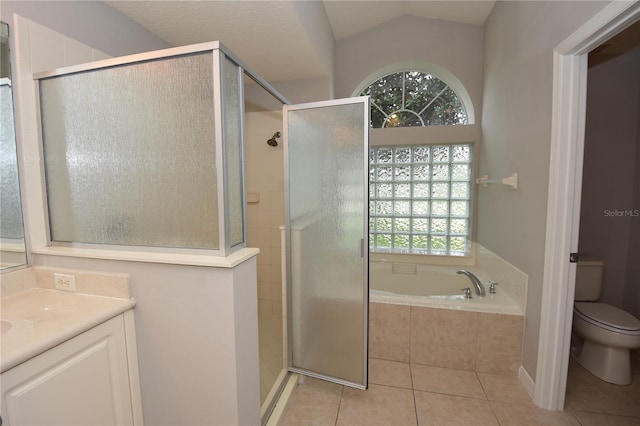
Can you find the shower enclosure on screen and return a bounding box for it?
[34,41,369,423]
[36,43,245,254]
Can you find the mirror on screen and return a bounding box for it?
[1,21,27,269]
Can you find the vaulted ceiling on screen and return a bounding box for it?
[105,1,496,82]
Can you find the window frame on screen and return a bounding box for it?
[356,64,479,261]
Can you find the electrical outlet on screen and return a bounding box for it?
[54,273,77,292]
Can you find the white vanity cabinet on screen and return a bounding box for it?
[0,311,143,426]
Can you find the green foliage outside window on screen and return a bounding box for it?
[359,71,467,128]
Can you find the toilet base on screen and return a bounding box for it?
[570,335,632,385]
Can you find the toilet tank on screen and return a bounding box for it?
[574,258,604,301]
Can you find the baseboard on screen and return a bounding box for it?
[519,365,536,400]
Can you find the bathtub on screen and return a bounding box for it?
[369,261,523,315]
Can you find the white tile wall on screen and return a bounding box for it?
[244,111,284,316]
[12,15,111,251]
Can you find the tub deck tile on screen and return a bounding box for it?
[369,302,410,362]
[476,313,524,375]
[410,306,478,370]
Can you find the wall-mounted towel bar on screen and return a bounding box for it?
[475,173,518,190]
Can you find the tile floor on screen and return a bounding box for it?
[281,350,640,425]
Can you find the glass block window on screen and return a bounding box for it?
[369,144,472,255]
[359,71,467,128]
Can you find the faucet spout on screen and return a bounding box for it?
[456,270,486,296]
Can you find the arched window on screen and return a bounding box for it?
[359,71,468,128]
[360,68,474,256]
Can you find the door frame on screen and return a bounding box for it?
[537,0,640,410]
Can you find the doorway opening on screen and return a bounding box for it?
[538,0,640,411]
[243,73,289,423]
[244,76,371,423]
[564,18,640,413]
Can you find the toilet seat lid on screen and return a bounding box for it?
[574,302,640,331]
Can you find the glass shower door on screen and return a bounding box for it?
[285,97,369,389]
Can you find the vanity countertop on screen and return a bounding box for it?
[1,288,135,373]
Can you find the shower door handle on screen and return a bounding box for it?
[359,238,365,258]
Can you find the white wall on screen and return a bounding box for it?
[33,253,260,426]
[333,13,485,269]
[334,14,483,118]
[1,1,169,56]
[290,1,335,97]
[273,77,332,103]
[579,47,640,317]
[480,0,610,380]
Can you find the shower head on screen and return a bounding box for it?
[267,132,281,147]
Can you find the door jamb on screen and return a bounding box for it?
[537,0,640,411]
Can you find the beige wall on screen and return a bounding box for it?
[579,47,640,317]
[480,0,610,380]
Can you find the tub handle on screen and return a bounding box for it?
[461,288,472,298]
[489,282,499,294]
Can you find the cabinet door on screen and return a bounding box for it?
[1,315,134,425]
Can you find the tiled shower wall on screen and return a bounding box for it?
[244,111,284,316]
[370,302,524,375]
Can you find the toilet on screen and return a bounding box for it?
[571,258,640,385]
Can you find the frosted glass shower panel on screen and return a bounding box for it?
[222,56,245,248]
[39,52,219,249]
[287,99,368,388]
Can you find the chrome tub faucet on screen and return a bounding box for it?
[456,270,486,297]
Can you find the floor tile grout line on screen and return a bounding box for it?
[409,358,420,425]
[369,381,414,391]
[475,370,490,401]
[570,408,640,419]
[334,384,345,426]
[568,410,586,426]
[411,388,419,425]
[408,305,413,367]
[409,357,415,390]
[413,388,490,401]
[485,398,503,426]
